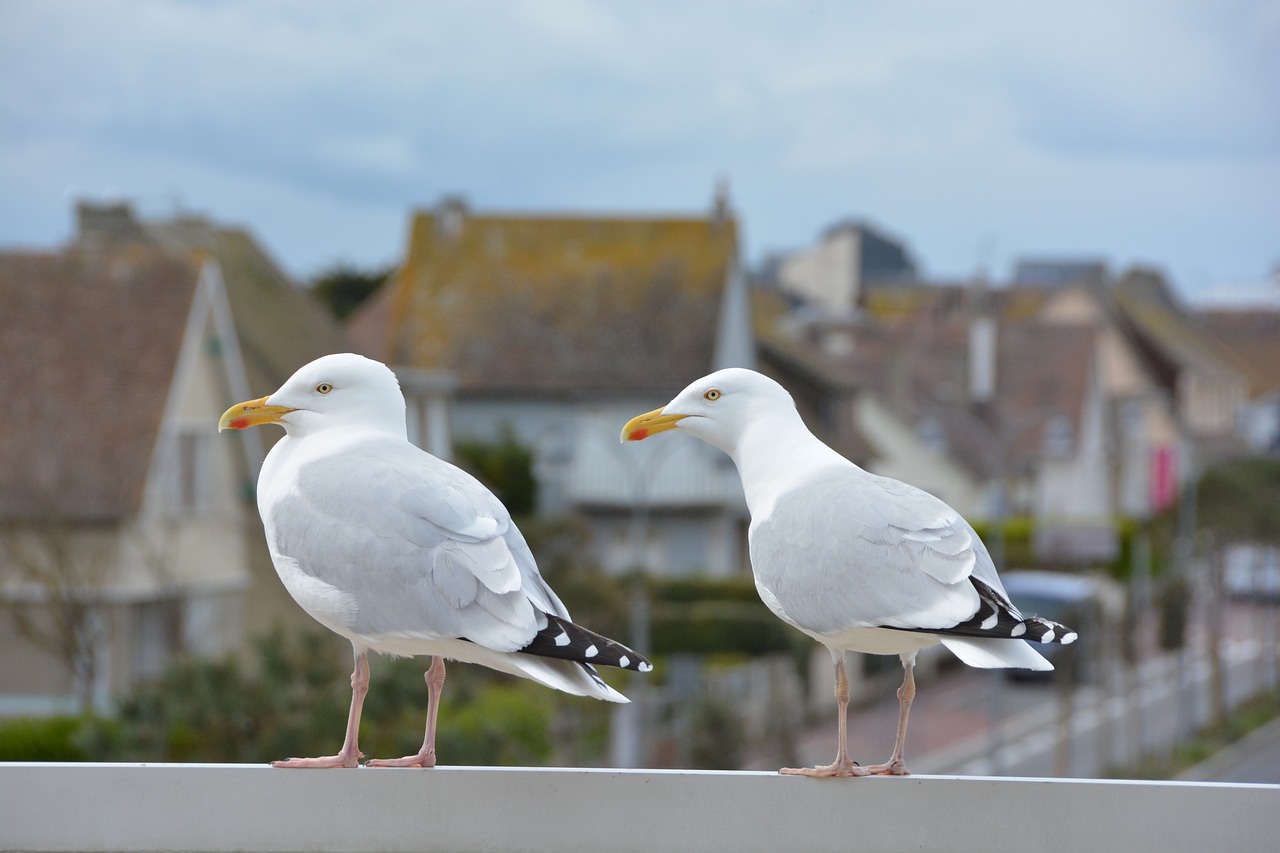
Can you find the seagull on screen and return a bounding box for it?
[622,368,1075,777]
[220,353,650,768]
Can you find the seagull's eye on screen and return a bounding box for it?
[315,383,333,395]
[704,388,721,401]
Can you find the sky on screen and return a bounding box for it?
[2,0,1278,303]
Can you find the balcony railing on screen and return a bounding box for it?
[0,762,1273,853]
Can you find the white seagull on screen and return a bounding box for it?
[622,368,1075,777]
[220,353,650,768]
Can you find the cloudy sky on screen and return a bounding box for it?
[2,0,1277,301]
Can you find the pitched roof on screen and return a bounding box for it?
[1111,269,1243,385]
[1196,308,1280,398]
[758,301,1096,476]
[0,247,199,521]
[105,210,346,397]
[349,203,739,396]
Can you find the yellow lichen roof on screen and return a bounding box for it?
[376,208,739,394]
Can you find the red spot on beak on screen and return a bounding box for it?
[630,428,649,441]
[228,417,249,430]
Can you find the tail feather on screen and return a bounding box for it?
[924,578,1078,645]
[451,641,632,703]
[518,614,653,673]
[940,636,1054,671]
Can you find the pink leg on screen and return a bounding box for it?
[273,649,369,768]
[864,656,915,775]
[367,656,446,768]
[782,652,868,778]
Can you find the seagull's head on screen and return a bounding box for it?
[621,367,797,455]
[218,353,406,438]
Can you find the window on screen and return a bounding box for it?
[133,598,181,682]
[917,416,948,454]
[167,427,212,516]
[1041,414,1075,459]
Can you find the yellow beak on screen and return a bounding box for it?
[620,407,687,442]
[218,396,296,432]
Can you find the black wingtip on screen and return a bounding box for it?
[518,614,653,673]
[895,577,1078,645]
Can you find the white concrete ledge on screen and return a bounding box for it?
[0,763,1274,853]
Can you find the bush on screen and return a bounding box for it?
[687,694,745,770]
[0,716,92,761]
[77,627,567,766]
[968,516,1036,569]
[643,575,806,658]
[650,601,797,656]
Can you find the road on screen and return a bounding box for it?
[1180,715,1280,784]
[772,602,1280,780]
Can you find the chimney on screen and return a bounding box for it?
[436,194,468,239]
[76,200,147,247]
[968,276,996,405]
[711,176,732,225]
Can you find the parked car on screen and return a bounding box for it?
[1223,544,1280,602]
[999,570,1123,683]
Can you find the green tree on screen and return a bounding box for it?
[1195,457,1280,545]
[455,427,538,515]
[310,263,393,321]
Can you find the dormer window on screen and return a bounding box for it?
[166,426,212,516]
[1041,413,1075,459]
[917,416,948,455]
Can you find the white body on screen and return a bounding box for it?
[252,354,627,701]
[635,368,1063,671]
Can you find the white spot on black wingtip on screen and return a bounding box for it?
[585,644,598,658]
[1042,629,1055,643]
[979,613,998,630]
[554,631,570,647]
[638,661,653,673]
[1011,623,1027,637]
[619,655,630,668]
[1061,631,1078,645]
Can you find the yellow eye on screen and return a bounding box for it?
[316,383,333,395]
[704,388,721,401]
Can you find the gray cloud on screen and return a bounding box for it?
[1,0,1276,295]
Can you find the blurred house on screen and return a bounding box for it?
[348,190,754,576]
[756,284,1115,563]
[0,202,348,712]
[1195,306,1280,453]
[1036,268,1248,510]
[73,201,348,409]
[753,251,1253,564]
[1107,270,1246,457]
[69,201,350,638]
[758,219,919,316]
[0,246,253,712]
[1011,258,1109,289]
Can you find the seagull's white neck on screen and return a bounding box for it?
[726,408,851,519]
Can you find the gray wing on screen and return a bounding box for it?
[749,467,994,635]
[268,436,567,653]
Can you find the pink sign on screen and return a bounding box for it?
[1149,446,1177,512]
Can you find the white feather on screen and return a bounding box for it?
[646,367,1064,670]
[940,636,1054,671]
[253,353,629,703]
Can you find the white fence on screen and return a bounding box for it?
[0,763,1274,853]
